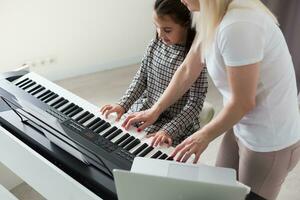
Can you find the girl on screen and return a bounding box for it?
[101,0,208,147]
[121,0,300,199]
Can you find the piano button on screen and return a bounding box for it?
[151,151,163,159]
[119,136,135,148]
[101,126,118,137]
[60,103,75,113]
[53,99,69,109]
[15,78,29,86]
[74,111,89,121]
[158,153,168,160]
[40,91,55,101]
[114,133,130,145]
[44,94,59,103]
[89,119,105,131]
[64,105,79,116]
[124,138,141,151]
[22,81,36,90]
[37,90,51,99]
[31,86,45,95]
[94,122,110,134]
[86,117,101,128]
[28,84,42,94]
[50,97,64,107]
[131,143,148,155]
[106,129,123,140]
[18,79,32,88]
[78,113,94,124]
[139,146,154,157]
[68,107,83,118]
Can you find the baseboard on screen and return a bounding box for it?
[39,55,142,81]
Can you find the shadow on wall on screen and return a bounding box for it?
[262,0,300,92]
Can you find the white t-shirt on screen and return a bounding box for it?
[206,1,300,152]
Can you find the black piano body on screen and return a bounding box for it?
[0,70,171,200]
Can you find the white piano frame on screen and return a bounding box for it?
[0,126,102,200]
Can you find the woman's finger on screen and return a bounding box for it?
[193,152,201,164]
[121,114,135,128]
[137,120,152,131]
[170,138,191,158]
[181,148,194,163]
[176,143,193,162]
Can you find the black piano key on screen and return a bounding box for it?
[15,78,29,86]
[166,156,174,161]
[139,146,154,157]
[158,153,168,160]
[102,126,118,137]
[22,81,36,90]
[74,111,89,121]
[114,133,130,145]
[60,103,75,113]
[68,107,83,118]
[78,113,94,124]
[86,117,101,128]
[31,86,45,95]
[50,97,64,107]
[18,79,32,88]
[53,99,69,109]
[64,105,79,115]
[28,84,41,93]
[40,91,55,101]
[44,94,59,103]
[106,129,123,140]
[94,122,111,134]
[124,138,141,151]
[132,143,148,156]
[89,119,105,131]
[151,151,163,159]
[119,136,135,148]
[37,90,51,99]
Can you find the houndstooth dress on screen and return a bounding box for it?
[118,38,208,146]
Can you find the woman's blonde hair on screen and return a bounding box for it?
[193,0,278,62]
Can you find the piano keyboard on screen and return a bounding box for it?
[12,72,177,167]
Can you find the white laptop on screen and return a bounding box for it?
[113,157,250,200]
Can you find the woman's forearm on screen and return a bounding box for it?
[199,99,255,143]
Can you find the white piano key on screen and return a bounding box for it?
[16,72,178,160]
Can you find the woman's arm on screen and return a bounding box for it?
[122,43,205,130]
[172,62,260,163]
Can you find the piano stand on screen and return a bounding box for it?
[0,126,102,200]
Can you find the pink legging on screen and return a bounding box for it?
[215,129,300,200]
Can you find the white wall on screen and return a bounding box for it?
[0,0,155,81]
[0,0,155,190]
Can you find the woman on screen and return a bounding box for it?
[122,0,300,199]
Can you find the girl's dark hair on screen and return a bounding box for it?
[154,0,196,55]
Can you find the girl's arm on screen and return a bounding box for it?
[117,42,152,111]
